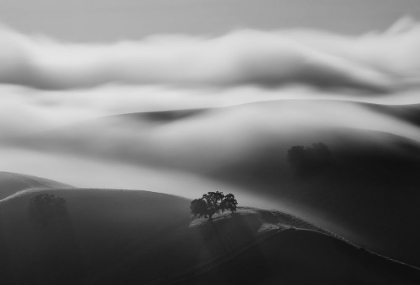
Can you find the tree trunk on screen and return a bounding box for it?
[207,208,216,221]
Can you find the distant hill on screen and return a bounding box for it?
[362,103,420,127]
[0,172,74,200]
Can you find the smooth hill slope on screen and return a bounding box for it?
[0,171,74,200]
[0,182,320,285]
[90,207,340,285]
[0,187,191,285]
[1,179,419,285]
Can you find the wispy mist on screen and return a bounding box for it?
[0,18,419,91]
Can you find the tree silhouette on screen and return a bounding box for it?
[287,142,331,176]
[29,193,68,226]
[190,191,238,221]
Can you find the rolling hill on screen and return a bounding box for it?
[164,228,420,285]
[0,171,74,200]
[0,185,191,285]
[0,173,419,284]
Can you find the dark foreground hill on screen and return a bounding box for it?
[164,228,420,285]
[0,175,419,285]
[0,187,191,285]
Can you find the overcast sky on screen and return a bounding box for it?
[1,0,419,41]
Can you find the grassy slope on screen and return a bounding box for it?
[170,229,420,285]
[0,188,191,285]
[91,207,335,285]
[0,183,418,285]
[0,183,316,285]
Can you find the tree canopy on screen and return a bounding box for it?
[190,191,238,221]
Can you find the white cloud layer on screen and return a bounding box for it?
[0,18,419,92]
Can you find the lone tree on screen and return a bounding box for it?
[287,142,331,176]
[190,191,238,221]
[29,193,68,226]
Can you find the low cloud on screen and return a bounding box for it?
[0,18,419,92]
[2,18,420,198]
